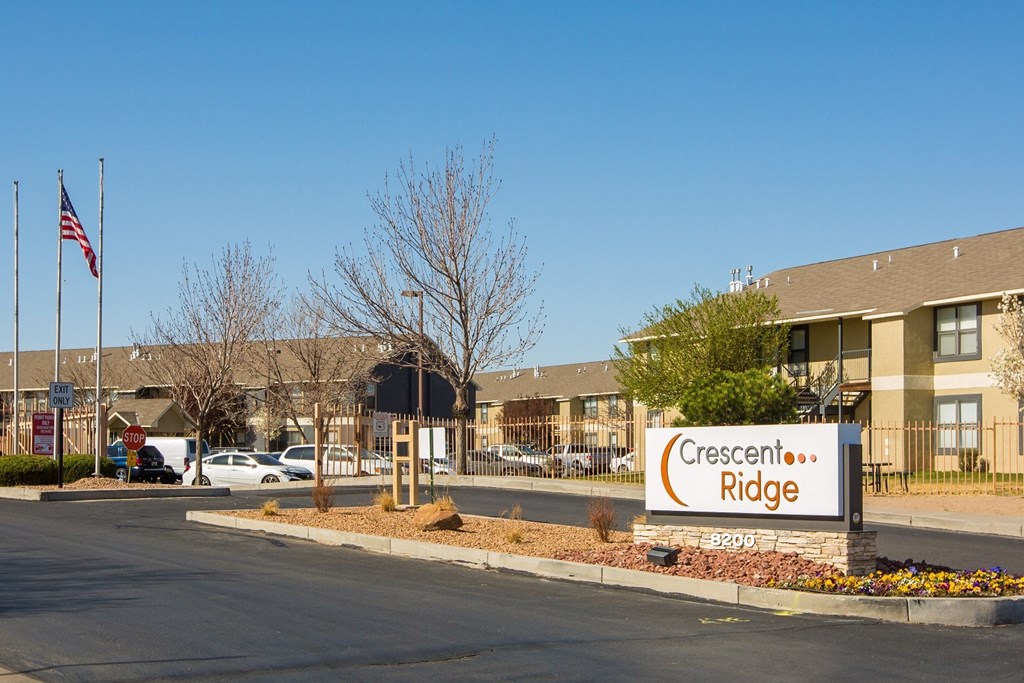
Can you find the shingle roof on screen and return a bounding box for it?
[475,360,622,404]
[0,338,382,393]
[622,225,1024,342]
[108,398,185,429]
[753,226,1024,322]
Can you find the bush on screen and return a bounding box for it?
[311,483,335,513]
[64,455,117,482]
[587,496,616,543]
[959,449,981,473]
[261,499,281,516]
[0,455,57,486]
[373,488,397,512]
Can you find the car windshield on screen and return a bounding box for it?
[519,446,546,455]
[251,453,284,466]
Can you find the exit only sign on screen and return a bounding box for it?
[49,382,74,409]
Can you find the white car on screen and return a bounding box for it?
[183,452,313,486]
[610,451,636,473]
[277,444,382,476]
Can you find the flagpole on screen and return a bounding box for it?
[55,170,64,488]
[55,170,63,382]
[12,181,18,452]
[94,159,105,476]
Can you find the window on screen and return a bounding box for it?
[584,432,598,447]
[608,395,619,417]
[935,395,981,453]
[583,396,598,419]
[788,326,809,377]
[609,432,618,449]
[647,410,663,428]
[480,403,488,424]
[935,304,980,360]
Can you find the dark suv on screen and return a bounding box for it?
[106,444,172,483]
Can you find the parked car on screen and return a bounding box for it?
[549,443,596,473]
[466,450,540,476]
[144,437,211,481]
[105,443,172,483]
[486,444,563,477]
[210,446,255,454]
[610,450,636,473]
[549,444,619,473]
[277,444,381,476]
[182,452,313,486]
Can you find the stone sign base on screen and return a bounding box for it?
[634,523,877,576]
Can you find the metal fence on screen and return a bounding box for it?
[861,418,1024,495]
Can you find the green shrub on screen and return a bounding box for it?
[0,455,58,486]
[63,455,117,482]
[959,449,981,473]
[0,454,118,486]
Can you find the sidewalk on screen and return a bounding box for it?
[864,495,1024,539]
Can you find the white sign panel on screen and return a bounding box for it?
[48,382,74,409]
[646,424,860,518]
[372,411,395,438]
[417,428,446,460]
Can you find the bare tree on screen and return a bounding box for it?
[259,295,380,445]
[311,139,544,473]
[133,241,281,483]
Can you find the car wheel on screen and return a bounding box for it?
[115,467,128,482]
[200,475,212,486]
[262,474,280,484]
[160,471,176,484]
[503,468,515,476]
[617,465,628,473]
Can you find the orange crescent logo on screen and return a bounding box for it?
[660,433,687,507]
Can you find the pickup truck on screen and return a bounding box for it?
[549,444,618,474]
[486,444,563,477]
[106,444,174,483]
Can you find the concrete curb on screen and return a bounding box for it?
[186,510,1024,626]
[0,486,231,502]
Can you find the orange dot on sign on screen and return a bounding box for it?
[798,453,806,463]
[810,454,817,462]
[784,451,795,465]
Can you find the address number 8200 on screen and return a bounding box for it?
[709,532,756,548]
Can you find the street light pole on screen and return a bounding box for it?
[401,290,424,419]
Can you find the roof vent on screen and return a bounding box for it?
[873,259,879,271]
[954,246,961,258]
[745,265,754,286]
[533,366,541,378]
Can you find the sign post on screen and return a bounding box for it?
[122,425,147,485]
[49,382,74,489]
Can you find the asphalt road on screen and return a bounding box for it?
[1,488,1023,681]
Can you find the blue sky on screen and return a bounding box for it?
[2,1,1022,370]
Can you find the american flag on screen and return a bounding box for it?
[60,186,98,278]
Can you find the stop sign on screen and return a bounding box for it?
[122,425,147,451]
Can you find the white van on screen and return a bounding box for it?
[145,437,211,481]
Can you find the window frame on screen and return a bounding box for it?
[934,303,981,362]
[934,394,982,455]
[583,396,598,419]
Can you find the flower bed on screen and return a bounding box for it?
[772,558,1024,597]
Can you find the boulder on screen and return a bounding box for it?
[413,503,463,531]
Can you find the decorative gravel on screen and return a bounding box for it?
[223,505,838,588]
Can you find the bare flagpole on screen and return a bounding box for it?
[55,170,63,382]
[94,158,104,476]
[12,181,18,452]
[55,170,65,487]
